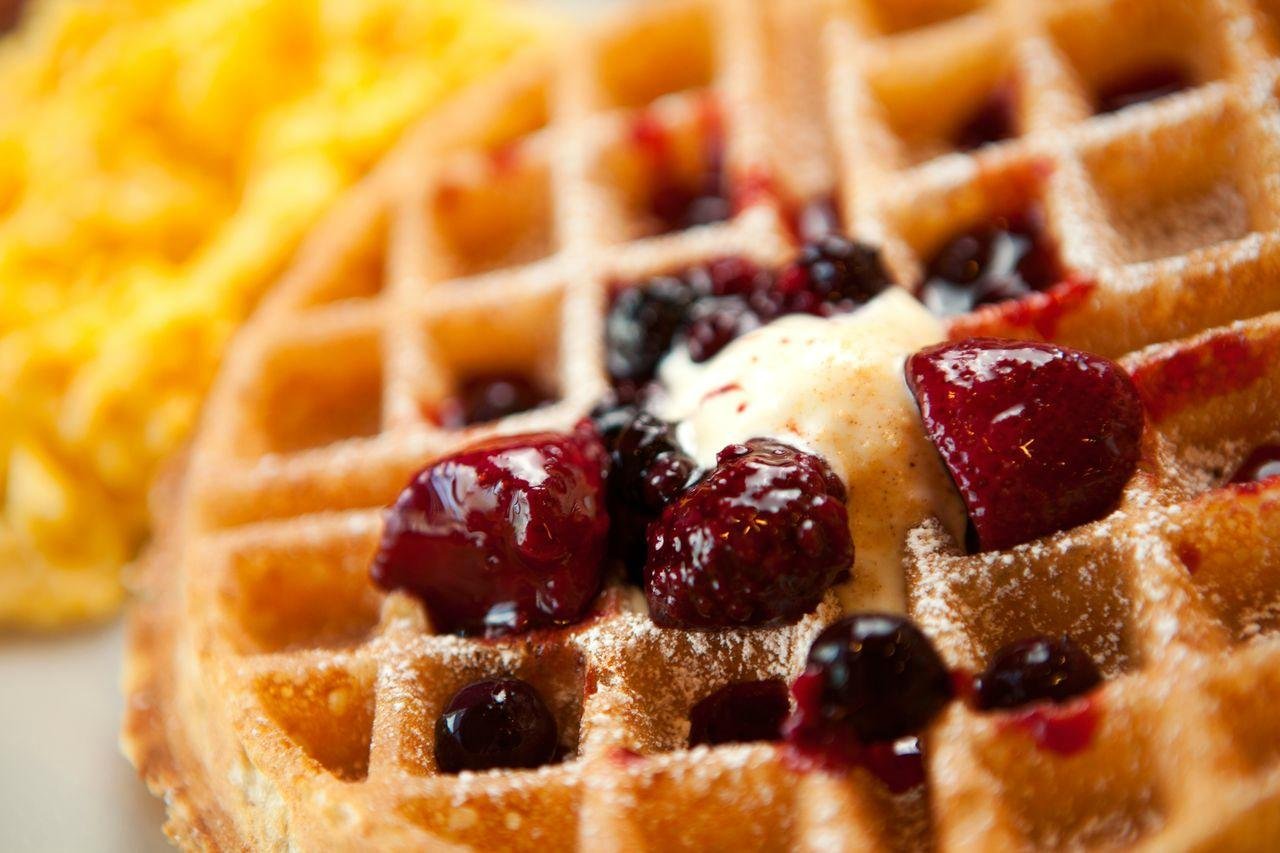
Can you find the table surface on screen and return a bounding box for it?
[0,2,619,850]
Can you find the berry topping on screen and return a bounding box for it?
[975,635,1102,710]
[436,373,551,428]
[632,107,731,234]
[1095,65,1193,115]
[606,242,893,380]
[919,208,1063,316]
[595,407,700,579]
[861,737,927,794]
[785,614,953,753]
[953,85,1016,151]
[779,235,893,317]
[688,679,790,747]
[606,275,698,392]
[646,439,852,628]
[434,678,558,773]
[1230,444,1280,484]
[906,339,1144,552]
[370,424,609,637]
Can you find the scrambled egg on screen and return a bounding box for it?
[0,0,543,628]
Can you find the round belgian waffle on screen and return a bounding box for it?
[125,0,1280,848]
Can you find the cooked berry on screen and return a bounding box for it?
[785,614,953,750]
[646,439,852,629]
[698,255,770,298]
[688,680,790,747]
[606,275,697,387]
[597,409,699,580]
[953,85,1016,151]
[919,208,1063,316]
[1230,444,1280,484]
[648,132,731,234]
[434,678,558,773]
[370,423,609,637]
[1095,65,1194,115]
[975,635,1102,710]
[779,235,892,316]
[685,295,762,363]
[436,373,550,428]
[906,339,1144,552]
[792,196,842,243]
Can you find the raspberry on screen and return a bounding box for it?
[688,680,790,747]
[646,439,852,628]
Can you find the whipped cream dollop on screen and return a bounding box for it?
[656,288,966,612]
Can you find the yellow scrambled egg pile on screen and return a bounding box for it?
[0,0,542,628]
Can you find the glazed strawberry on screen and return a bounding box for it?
[906,339,1144,552]
[370,423,609,637]
[646,439,852,629]
[688,679,790,747]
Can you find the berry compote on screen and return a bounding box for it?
[952,84,1016,152]
[906,338,1144,552]
[435,373,551,428]
[370,422,609,637]
[434,678,558,773]
[919,207,1064,316]
[975,635,1102,710]
[646,439,852,629]
[688,679,790,747]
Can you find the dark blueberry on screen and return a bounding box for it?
[975,635,1102,710]
[688,680,790,747]
[596,409,699,582]
[370,423,609,637]
[1230,445,1280,484]
[649,137,731,233]
[606,276,696,386]
[953,85,1016,151]
[1095,65,1194,115]
[787,614,953,744]
[436,373,551,428]
[781,235,892,315]
[919,208,1063,316]
[684,295,763,363]
[434,678,558,773]
[646,439,852,628]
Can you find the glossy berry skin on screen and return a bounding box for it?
[1230,445,1280,484]
[975,635,1102,710]
[782,235,892,315]
[606,276,698,388]
[1095,65,1193,115]
[370,424,609,637]
[434,678,558,773]
[646,439,852,629]
[437,374,550,428]
[906,339,1144,552]
[688,679,790,747]
[685,295,762,363]
[919,209,1062,316]
[785,614,954,748]
[597,409,700,579]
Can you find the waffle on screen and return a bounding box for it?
[124,0,1280,848]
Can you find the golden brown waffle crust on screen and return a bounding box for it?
[125,0,1280,848]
